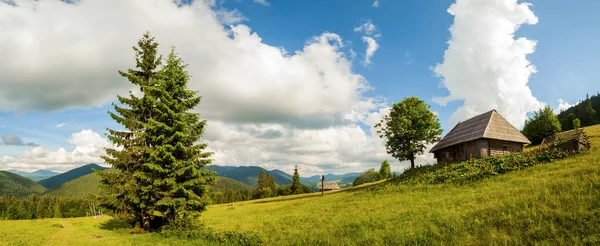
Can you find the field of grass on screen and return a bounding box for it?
[1,125,599,245]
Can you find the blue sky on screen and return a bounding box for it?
[0,0,598,174]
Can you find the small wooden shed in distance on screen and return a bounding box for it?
[318,182,341,192]
[540,129,591,151]
[430,109,531,163]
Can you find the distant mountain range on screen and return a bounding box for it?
[0,163,361,198]
[202,165,360,188]
[6,169,59,181]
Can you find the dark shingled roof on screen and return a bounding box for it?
[430,109,531,152]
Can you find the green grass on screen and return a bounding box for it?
[1,125,599,245]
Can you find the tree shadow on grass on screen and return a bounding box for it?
[99,218,131,231]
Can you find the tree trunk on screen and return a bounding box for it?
[410,158,415,169]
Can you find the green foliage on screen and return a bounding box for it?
[557,92,600,130]
[522,106,562,144]
[99,32,215,230]
[378,160,391,179]
[389,147,583,186]
[352,169,381,186]
[577,98,598,126]
[375,97,442,168]
[290,166,301,194]
[0,171,46,198]
[0,196,91,220]
[573,118,581,129]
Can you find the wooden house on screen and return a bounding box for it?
[430,109,531,163]
[540,129,591,151]
[318,182,341,192]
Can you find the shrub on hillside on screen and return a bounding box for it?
[353,169,381,186]
[522,106,562,144]
[388,147,584,186]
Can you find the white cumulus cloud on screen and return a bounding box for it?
[354,19,380,66]
[554,98,574,114]
[0,0,431,175]
[362,36,379,66]
[0,129,113,172]
[433,0,543,128]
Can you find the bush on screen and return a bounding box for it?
[353,169,381,186]
[387,147,583,186]
[522,106,562,144]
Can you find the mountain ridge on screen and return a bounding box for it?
[37,163,106,189]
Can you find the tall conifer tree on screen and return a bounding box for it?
[149,48,216,225]
[99,33,215,229]
[290,165,301,194]
[99,32,162,229]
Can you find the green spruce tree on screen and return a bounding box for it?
[99,33,215,229]
[99,32,162,229]
[379,160,391,179]
[290,165,301,194]
[148,48,217,227]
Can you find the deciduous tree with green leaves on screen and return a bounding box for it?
[375,97,443,169]
[522,106,562,145]
[98,32,215,230]
[573,118,581,130]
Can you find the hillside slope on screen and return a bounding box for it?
[0,125,598,245]
[0,171,46,197]
[199,124,600,245]
[38,164,106,189]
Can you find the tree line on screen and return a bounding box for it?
[210,166,313,204]
[522,93,599,145]
[557,93,600,131]
[0,196,92,220]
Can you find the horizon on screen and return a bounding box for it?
[2,163,365,178]
[1,0,599,176]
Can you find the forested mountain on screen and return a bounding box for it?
[45,171,252,199]
[45,170,115,198]
[204,166,293,186]
[557,93,600,130]
[6,169,59,181]
[37,164,106,189]
[202,165,361,188]
[0,171,46,197]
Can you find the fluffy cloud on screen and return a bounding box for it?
[1,134,38,147]
[354,19,380,66]
[253,0,269,6]
[0,0,371,129]
[554,98,574,114]
[433,0,543,128]
[0,0,433,175]
[372,0,379,8]
[354,19,377,36]
[0,130,112,172]
[362,36,379,66]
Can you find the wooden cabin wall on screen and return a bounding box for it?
[489,140,523,156]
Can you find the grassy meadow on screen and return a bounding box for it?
[1,125,599,245]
